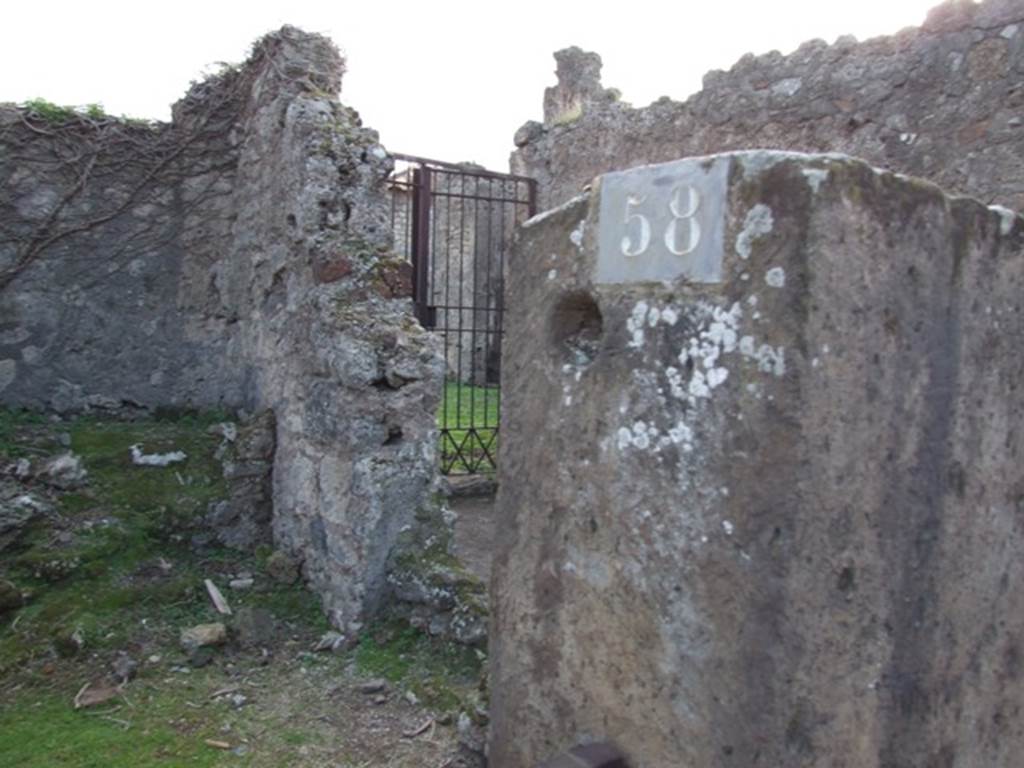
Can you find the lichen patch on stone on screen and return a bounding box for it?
[735,204,774,260]
[989,204,1019,236]
[570,219,586,250]
[802,167,829,193]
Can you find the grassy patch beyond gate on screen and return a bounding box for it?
[437,381,499,474]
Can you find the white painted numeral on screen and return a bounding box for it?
[665,185,701,256]
[620,185,702,259]
[621,195,651,257]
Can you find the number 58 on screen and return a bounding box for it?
[621,184,702,258]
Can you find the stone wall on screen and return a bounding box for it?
[512,0,1024,212]
[0,28,445,635]
[489,151,1024,767]
[0,101,244,410]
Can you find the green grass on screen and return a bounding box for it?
[0,686,222,767]
[0,411,233,674]
[354,619,483,711]
[1,409,458,767]
[0,407,48,457]
[437,381,499,474]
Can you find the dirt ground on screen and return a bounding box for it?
[450,494,497,585]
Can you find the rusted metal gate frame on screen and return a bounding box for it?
[389,153,536,475]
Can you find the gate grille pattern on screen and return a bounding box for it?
[389,154,536,474]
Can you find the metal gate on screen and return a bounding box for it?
[388,154,536,474]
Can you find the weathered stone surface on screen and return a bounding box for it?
[264,555,300,592]
[513,0,1024,213]
[489,151,1024,767]
[543,47,619,127]
[206,410,275,551]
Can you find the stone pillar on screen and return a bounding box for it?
[489,151,1024,768]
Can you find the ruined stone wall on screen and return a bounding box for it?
[0,100,245,410]
[513,0,1024,212]
[0,28,446,635]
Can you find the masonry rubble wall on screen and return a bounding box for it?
[512,0,1024,213]
[0,28,445,635]
[489,150,1024,767]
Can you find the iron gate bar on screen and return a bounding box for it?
[428,190,530,204]
[390,152,536,184]
[388,153,536,475]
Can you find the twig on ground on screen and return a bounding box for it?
[402,717,434,739]
[204,579,232,615]
[101,715,131,730]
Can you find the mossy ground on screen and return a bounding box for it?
[354,619,485,712]
[0,409,476,767]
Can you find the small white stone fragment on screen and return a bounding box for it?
[722,520,734,536]
[661,307,679,325]
[547,269,557,281]
[765,267,786,288]
[130,444,187,467]
[1001,24,1019,39]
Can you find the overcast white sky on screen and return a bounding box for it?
[3,0,944,170]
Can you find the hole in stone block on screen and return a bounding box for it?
[837,566,856,593]
[550,291,603,366]
[383,425,403,446]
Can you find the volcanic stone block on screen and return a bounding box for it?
[489,151,1024,768]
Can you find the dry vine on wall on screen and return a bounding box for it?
[0,68,248,294]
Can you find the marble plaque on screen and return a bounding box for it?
[596,156,729,284]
